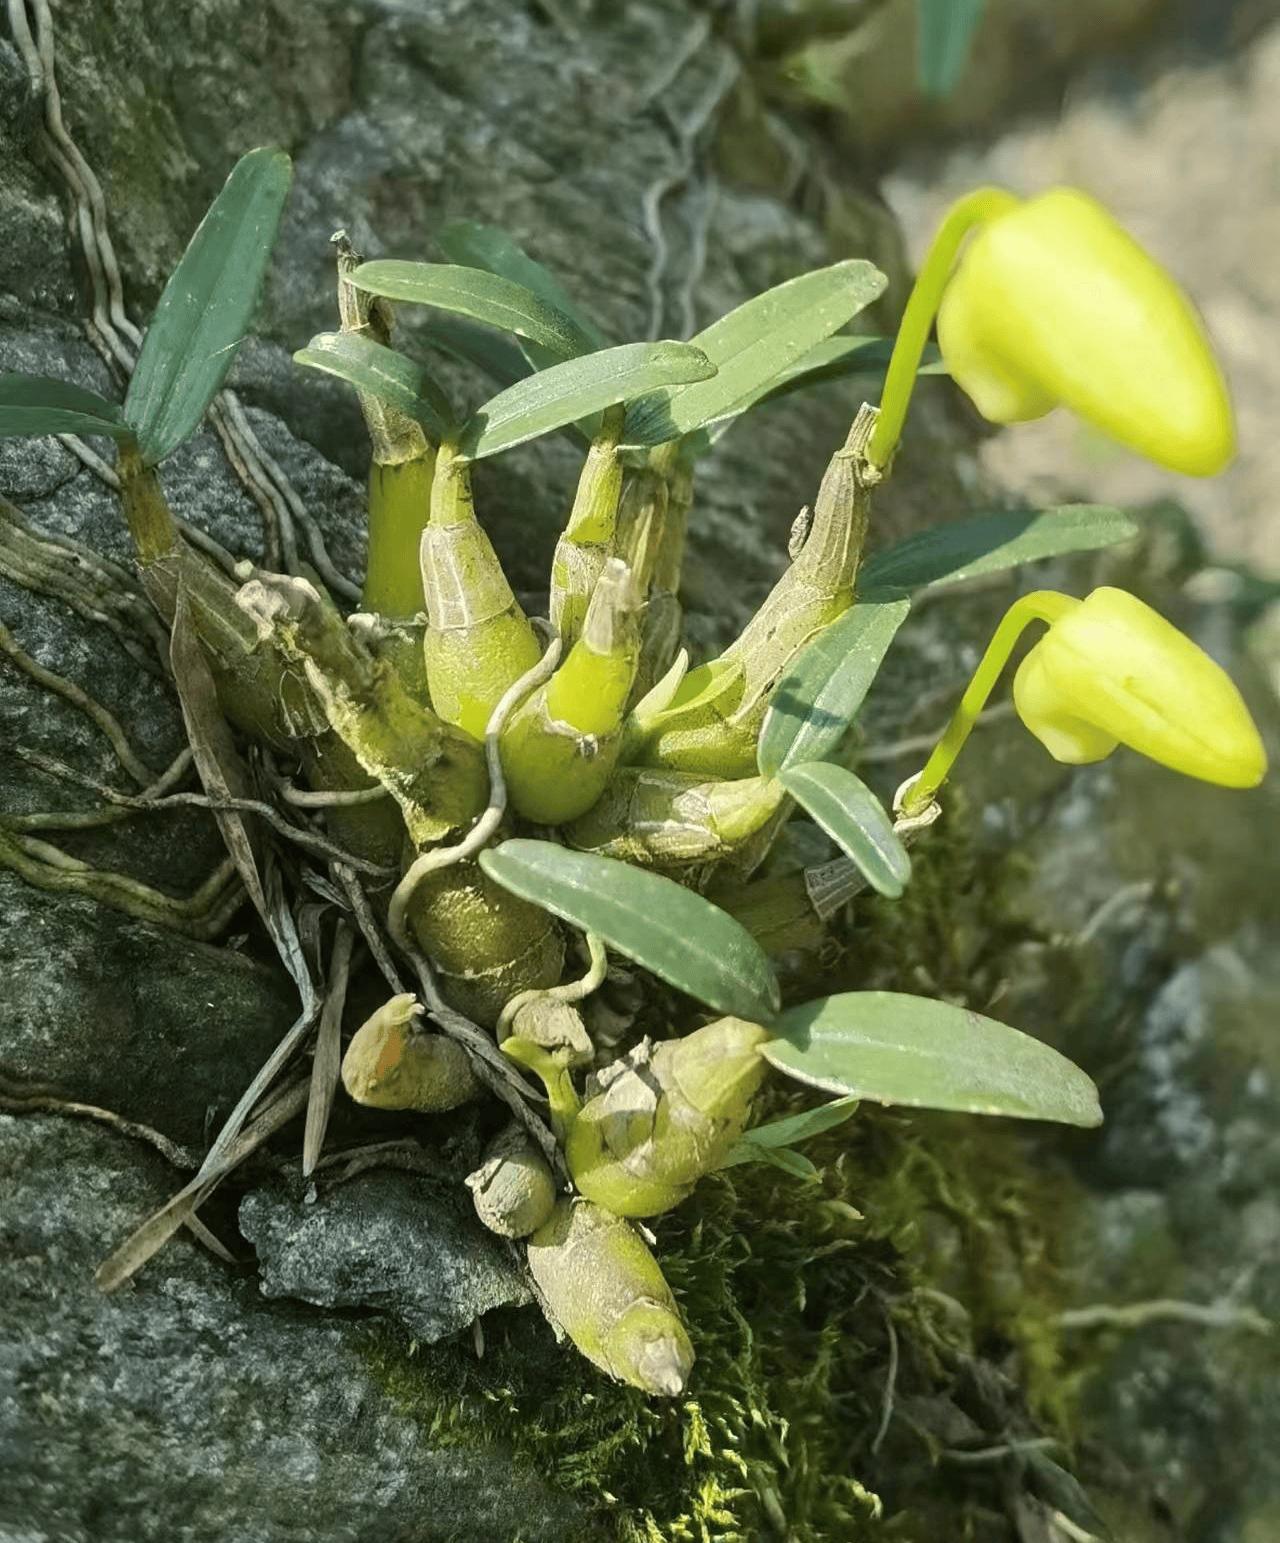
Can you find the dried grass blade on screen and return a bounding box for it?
[302,921,354,1176]
[169,583,270,925]
[95,1074,309,1292]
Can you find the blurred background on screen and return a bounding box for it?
[753,0,1280,579]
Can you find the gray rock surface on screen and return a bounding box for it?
[240,1169,533,1342]
[6,0,1279,1539]
[0,2,917,1537]
[0,1112,592,1543]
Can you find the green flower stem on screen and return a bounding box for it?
[363,450,437,618]
[502,1034,581,1142]
[902,589,1077,814]
[867,187,1019,471]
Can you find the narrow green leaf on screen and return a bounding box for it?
[458,341,716,460]
[479,839,780,1024]
[437,222,608,350]
[859,505,1140,596]
[917,0,987,97]
[294,332,454,440]
[352,262,597,363]
[124,147,292,465]
[622,261,888,446]
[758,594,911,775]
[0,374,130,440]
[779,762,908,898]
[719,1094,860,1169]
[689,335,947,453]
[763,991,1103,1127]
[727,1145,821,1181]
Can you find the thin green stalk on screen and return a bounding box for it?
[902,590,1076,813]
[867,187,1019,470]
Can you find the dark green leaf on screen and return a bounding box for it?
[436,222,608,351]
[480,839,780,1024]
[917,0,987,97]
[720,1094,860,1170]
[458,341,716,460]
[419,317,535,392]
[763,991,1103,1126]
[294,332,454,440]
[352,262,597,363]
[622,261,888,446]
[0,374,130,440]
[758,594,911,774]
[778,762,909,898]
[124,147,292,465]
[859,505,1140,596]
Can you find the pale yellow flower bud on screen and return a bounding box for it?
[936,188,1235,477]
[1013,587,1266,787]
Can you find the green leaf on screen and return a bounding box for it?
[419,317,535,391]
[763,992,1103,1127]
[778,762,909,898]
[917,0,987,97]
[294,332,455,440]
[728,1145,821,1181]
[859,505,1140,596]
[480,839,780,1024]
[352,261,597,363]
[689,335,946,453]
[436,222,608,352]
[124,147,292,465]
[0,374,130,440]
[622,261,888,446]
[458,341,716,460]
[758,594,911,774]
[719,1094,860,1170]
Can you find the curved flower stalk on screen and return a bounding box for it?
[902,587,1267,815]
[870,186,1234,478]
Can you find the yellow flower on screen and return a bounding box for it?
[1013,587,1266,787]
[936,187,1235,477]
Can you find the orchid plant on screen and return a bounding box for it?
[0,151,1265,1394]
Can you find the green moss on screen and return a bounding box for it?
[358,1082,1083,1541]
[353,802,1090,1540]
